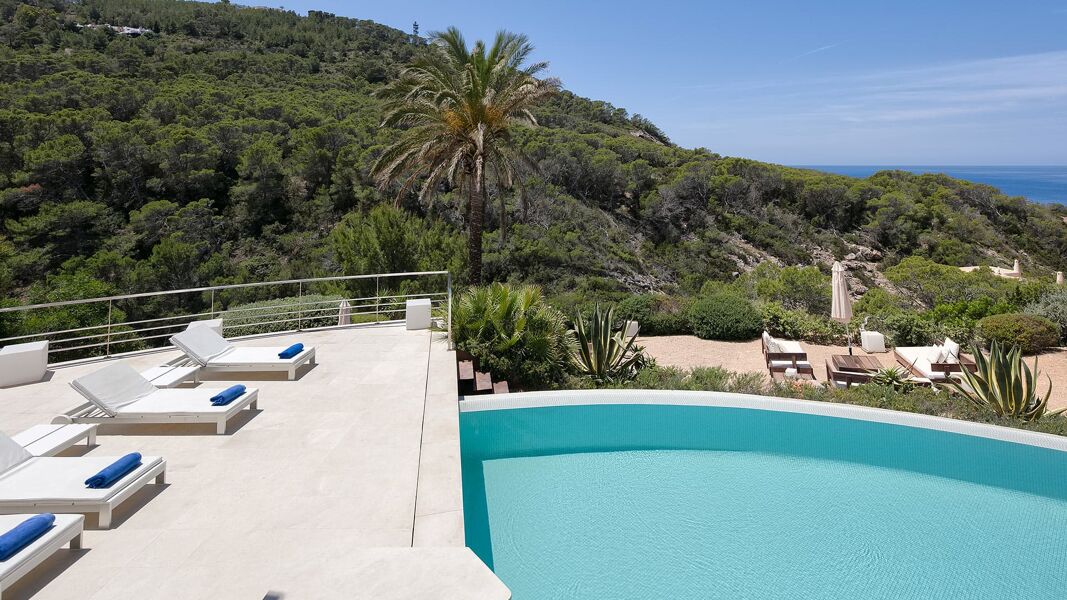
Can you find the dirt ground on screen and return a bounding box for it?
[637,335,1067,411]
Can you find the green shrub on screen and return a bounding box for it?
[452,283,572,389]
[759,302,845,345]
[738,263,831,314]
[1025,289,1067,344]
[687,293,762,341]
[615,293,690,336]
[976,313,1061,354]
[880,312,937,346]
[614,293,656,325]
[853,288,909,316]
[221,294,346,336]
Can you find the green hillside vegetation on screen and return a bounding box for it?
[2,0,1067,350]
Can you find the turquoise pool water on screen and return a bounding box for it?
[460,402,1067,599]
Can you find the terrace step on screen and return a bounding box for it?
[474,371,493,393]
[457,360,475,381]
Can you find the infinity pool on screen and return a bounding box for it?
[460,394,1067,599]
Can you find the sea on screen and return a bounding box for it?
[795,165,1067,205]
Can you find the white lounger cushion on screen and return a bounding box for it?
[204,346,309,366]
[763,332,803,354]
[70,364,158,416]
[0,513,82,582]
[775,339,804,354]
[0,436,32,474]
[0,455,164,504]
[169,327,233,366]
[113,389,254,417]
[769,360,813,369]
[896,347,947,380]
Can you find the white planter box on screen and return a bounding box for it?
[0,340,49,387]
[861,331,887,353]
[406,298,432,330]
[186,318,223,335]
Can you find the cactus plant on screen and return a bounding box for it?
[943,340,1059,421]
[570,304,648,382]
[870,366,915,392]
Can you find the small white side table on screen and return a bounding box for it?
[187,319,223,335]
[861,331,888,353]
[406,298,432,330]
[0,341,49,387]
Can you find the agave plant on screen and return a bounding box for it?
[870,366,915,392]
[943,340,1059,422]
[570,304,648,382]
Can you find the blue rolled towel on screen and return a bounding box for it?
[0,513,55,561]
[210,384,246,406]
[85,453,142,489]
[278,343,304,359]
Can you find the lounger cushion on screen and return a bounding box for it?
[0,435,32,475]
[769,360,813,369]
[71,363,158,417]
[169,327,233,365]
[897,347,947,380]
[943,338,961,361]
[762,331,780,353]
[776,339,804,354]
[0,455,163,504]
[114,388,255,417]
[204,346,309,366]
[0,514,82,579]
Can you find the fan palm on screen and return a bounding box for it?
[372,27,560,284]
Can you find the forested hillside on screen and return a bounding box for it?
[2,0,1066,311]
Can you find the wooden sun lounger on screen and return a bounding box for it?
[762,334,815,380]
[893,348,977,380]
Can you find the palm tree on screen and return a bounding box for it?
[371,27,560,284]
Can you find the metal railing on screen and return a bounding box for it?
[0,271,452,365]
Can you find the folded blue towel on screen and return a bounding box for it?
[278,343,304,359]
[210,384,246,406]
[85,453,142,489]
[0,513,55,561]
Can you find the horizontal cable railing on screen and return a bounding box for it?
[0,271,452,365]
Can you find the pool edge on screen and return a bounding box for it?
[460,389,1067,453]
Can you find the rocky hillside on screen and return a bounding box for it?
[1,0,1065,308]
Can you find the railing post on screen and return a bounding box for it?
[375,277,380,323]
[105,299,113,357]
[297,281,303,331]
[447,272,453,349]
[209,289,216,319]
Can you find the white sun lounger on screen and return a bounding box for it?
[0,434,165,529]
[894,341,976,382]
[169,327,316,380]
[56,364,259,435]
[0,513,83,598]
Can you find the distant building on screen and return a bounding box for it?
[959,259,1021,280]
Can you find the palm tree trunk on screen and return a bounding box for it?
[468,158,485,284]
[498,193,507,248]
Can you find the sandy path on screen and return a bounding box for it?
[638,335,1067,410]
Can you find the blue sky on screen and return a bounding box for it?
[247,1,1067,164]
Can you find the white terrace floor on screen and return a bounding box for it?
[0,325,509,600]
